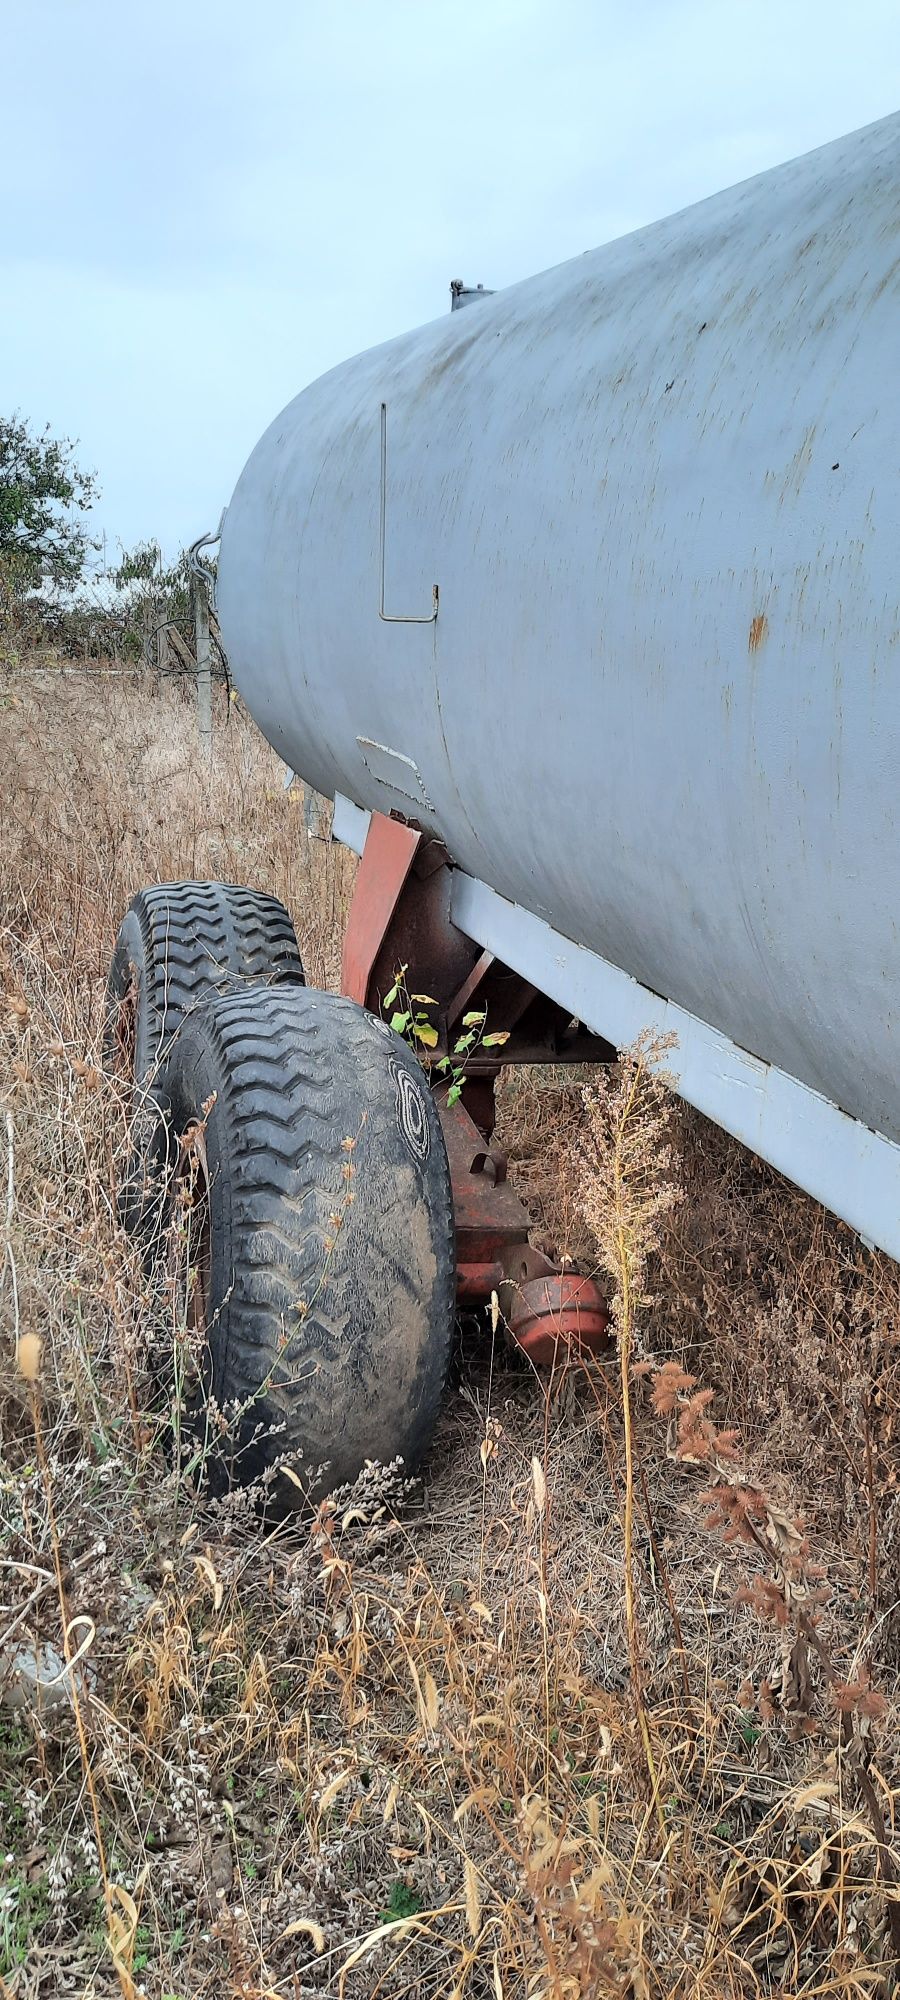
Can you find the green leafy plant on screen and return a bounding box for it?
[133,1922,152,1972]
[383,965,440,1052]
[378,1879,423,1926]
[109,538,198,666]
[0,1871,52,1976]
[0,413,97,595]
[383,965,508,1106]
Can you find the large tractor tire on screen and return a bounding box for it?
[105,880,304,1232]
[164,985,456,1498]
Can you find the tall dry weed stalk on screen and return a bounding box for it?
[578,1032,682,1824]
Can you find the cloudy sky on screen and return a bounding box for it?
[4,0,900,565]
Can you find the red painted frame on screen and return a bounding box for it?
[341,809,608,1364]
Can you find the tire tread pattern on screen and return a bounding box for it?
[105,880,305,1228]
[130,879,305,1071]
[168,987,455,1495]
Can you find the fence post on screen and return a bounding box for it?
[193,573,213,765]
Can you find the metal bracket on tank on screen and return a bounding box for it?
[338,807,611,1366]
[378,402,439,625]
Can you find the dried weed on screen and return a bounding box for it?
[0,667,898,1999]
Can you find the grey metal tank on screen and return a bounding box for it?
[218,111,900,1254]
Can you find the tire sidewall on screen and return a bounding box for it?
[105,906,162,1093]
[105,907,171,1231]
[164,1020,237,1419]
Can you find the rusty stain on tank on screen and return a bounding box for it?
[748,613,769,653]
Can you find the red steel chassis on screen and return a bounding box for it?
[340,810,609,1364]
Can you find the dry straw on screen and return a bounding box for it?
[0,666,899,1997]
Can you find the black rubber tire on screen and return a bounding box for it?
[105,880,305,1230]
[165,984,456,1499]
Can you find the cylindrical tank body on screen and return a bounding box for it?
[218,113,900,1147]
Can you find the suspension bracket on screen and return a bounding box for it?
[341,809,609,1363]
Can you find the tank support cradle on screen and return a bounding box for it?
[340,810,610,1365]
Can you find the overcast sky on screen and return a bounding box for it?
[4,0,900,565]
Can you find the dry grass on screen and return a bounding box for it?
[1,667,900,1999]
